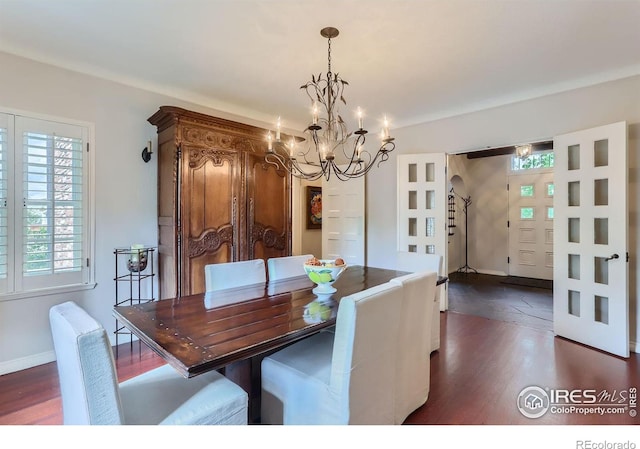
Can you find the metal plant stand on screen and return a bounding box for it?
[114,246,156,354]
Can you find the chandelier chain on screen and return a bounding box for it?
[327,36,332,75]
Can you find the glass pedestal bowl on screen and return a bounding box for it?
[303,259,347,294]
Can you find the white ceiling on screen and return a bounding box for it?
[1,0,639,133]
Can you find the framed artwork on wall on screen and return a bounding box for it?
[306,186,322,229]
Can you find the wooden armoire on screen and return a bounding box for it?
[148,106,292,299]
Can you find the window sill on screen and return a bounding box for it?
[0,282,98,302]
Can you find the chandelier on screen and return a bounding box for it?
[265,27,396,181]
[515,144,532,159]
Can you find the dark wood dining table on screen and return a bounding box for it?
[113,265,447,421]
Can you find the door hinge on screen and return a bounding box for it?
[627,252,630,262]
[507,256,510,264]
[86,258,90,267]
[86,142,89,152]
[506,183,509,191]
[507,220,510,228]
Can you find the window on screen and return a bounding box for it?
[520,207,535,219]
[520,185,534,197]
[0,111,93,298]
[546,183,554,197]
[511,151,554,171]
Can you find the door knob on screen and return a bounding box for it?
[605,254,619,261]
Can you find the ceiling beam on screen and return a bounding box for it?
[465,141,553,159]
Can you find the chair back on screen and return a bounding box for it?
[390,271,436,424]
[266,254,313,282]
[329,281,402,424]
[396,251,443,275]
[204,259,266,292]
[49,301,124,424]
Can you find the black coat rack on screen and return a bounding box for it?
[452,191,477,274]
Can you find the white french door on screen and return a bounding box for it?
[553,121,629,357]
[396,153,448,310]
[322,171,365,265]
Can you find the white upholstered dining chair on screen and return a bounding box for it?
[396,251,444,351]
[204,259,266,292]
[49,300,248,425]
[389,270,436,424]
[261,281,403,424]
[266,254,313,282]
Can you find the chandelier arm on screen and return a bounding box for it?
[306,130,325,166]
[338,133,368,173]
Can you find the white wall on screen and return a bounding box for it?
[0,51,289,374]
[292,177,322,257]
[447,154,511,276]
[366,74,640,350]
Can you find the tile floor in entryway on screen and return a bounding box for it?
[446,271,553,332]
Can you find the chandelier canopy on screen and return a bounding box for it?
[265,27,395,181]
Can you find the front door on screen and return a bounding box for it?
[553,121,629,357]
[508,171,554,280]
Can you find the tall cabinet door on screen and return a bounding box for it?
[181,145,241,296]
[244,152,291,261]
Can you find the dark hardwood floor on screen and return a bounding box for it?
[1,277,638,429]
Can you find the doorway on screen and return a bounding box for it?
[445,148,556,333]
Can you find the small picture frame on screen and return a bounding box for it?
[306,186,322,229]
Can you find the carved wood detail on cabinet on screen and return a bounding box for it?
[188,225,235,258]
[149,106,292,299]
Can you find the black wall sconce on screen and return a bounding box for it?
[141,140,153,163]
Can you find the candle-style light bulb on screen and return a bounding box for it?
[312,103,319,125]
[357,107,363,130]
[267,131,273,151]
[288,137,296,158]
[276,117,281,140]
[383,116,390,140]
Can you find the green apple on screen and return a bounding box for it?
[308,302,320,314]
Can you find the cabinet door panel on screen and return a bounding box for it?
[182,146,241,295]
[245,153,291,261]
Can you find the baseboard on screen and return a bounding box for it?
[448,269,507,277]
[0,350,55,376]
[631,339,639,354]
[477,269,508,277]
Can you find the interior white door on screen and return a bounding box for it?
[553,121,629,358]
[397,153,448,310]
[322,172,364,265]
[508,171,554,280]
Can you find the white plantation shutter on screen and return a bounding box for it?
[0,112,91,296]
